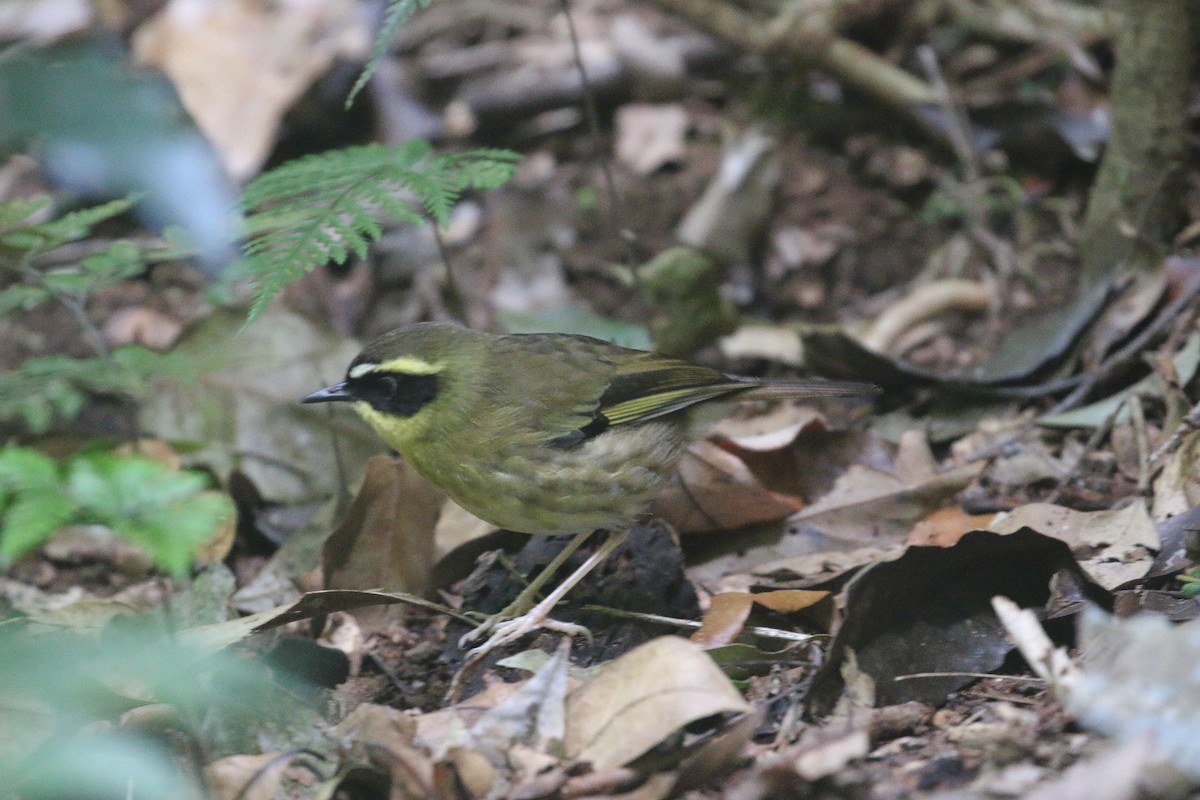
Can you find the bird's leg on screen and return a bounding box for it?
[459,528,597,646]
[459,528,630,655]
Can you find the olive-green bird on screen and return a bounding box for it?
[303,322,875,655]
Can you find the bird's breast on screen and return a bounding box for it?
[408,420,689,535]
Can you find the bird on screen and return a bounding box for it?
[303,322,876,658]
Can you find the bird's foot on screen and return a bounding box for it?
[447,597,591,701]
[446,529,628,701]
[465,603,591,656]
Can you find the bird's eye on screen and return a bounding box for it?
[360,371,438,416]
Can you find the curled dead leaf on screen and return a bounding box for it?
[322,456,441,629]
[653,440,803,534]
[565,636,751,770]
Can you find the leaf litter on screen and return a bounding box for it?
[7,0,1200,797]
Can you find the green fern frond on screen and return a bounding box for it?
[0,197,137,253]
[0,348,174,433]
[345,0,430,108]
[240,141,519,319]
[0,447,76,561]
[0,198,51,233]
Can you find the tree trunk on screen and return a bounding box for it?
[1078,0,1199,280]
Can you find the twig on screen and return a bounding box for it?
[558,0,626,254]
[579,604,819,643]
[917,45,978,180]
[1149,395,1200,466]
[1042,282,1200,418]
[646,0,938,109]
[429,222,468,326]
[19,263,110,358]
[893,671,1044,683]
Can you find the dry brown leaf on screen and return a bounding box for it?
[691,592,753,648]
[786,462,984,549]
[712,404,825,451]
[565,636,751,770]
[414,680,523,756]
[103,307,183,350]
[1152,429,1200,521]
[719,324,804,366]
[433,500,501,561]
[752,546,896,582]
[468,641,569,768]
[794,729,870,781]
[692,589,831,648]
[653,440,803,534]
[751,588,830,613]
[194,508,236,566]
[203,752,289,800]
[860,279,990,354]
[906,507,998,547]
[891,429,937,484]
[322,456,441,628]
[132,0,369,179]
[332,702,418,750]
[436,748,496,800]
[615,103,688,174]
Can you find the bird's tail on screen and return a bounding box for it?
[735,378,880,400]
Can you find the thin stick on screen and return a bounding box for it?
[894,671,1044,683]
[1149,395,1200,465]
[430,222,468,326]
[558,0,628,258]
[580,604,819,643]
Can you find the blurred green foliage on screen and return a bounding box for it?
[0,615,316,800]
[0,196,186,433]
[0,446,233,575]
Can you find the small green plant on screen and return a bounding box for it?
[920,174,1025,225]
[0,445,233,575]
[0,195,183,433]
[240,140,520,318]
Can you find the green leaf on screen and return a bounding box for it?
[0,197,51,233]
[0,197,136,252]
[0,284,50,315]
[0,347,175,433]
[240,142,519,319]
[0,447,75,560]
[80,240,148,283]
[40,270,92,294]
[67,453,232,576]
[346,0,430,107]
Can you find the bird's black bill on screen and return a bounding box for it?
[302,382,354,403]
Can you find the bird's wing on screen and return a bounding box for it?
[597,358,750,427]
[527,335,876,448]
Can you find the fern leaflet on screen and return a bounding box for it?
[240,141,519,318]
[345,0,431,108]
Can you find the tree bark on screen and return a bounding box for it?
[1078,0,1200,280]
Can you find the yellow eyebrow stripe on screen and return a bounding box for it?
[356,356,443,376]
